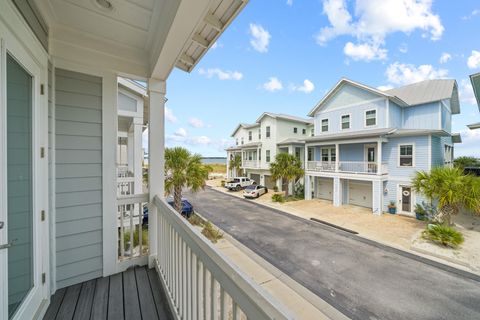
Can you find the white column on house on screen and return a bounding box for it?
[257,147,260,167]
[333,177,341,207]
[147,78,166,267]
[133,118,143,194]
[127,127,134,173]
[377,140,382,175]
[372,180,382,215]
[335,143,339,172]
[304,175,312,200]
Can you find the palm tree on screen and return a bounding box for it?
[412,167,480,225]
[228,153,242,177]
[453,156,480,170]
[270,153,304,196]
[165,147,212,214]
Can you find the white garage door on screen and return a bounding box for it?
[250,173,260,185]
[348,181,372,208]
[317,178,333,201]
[264,175,276,189]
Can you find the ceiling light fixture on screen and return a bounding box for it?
[95,0,113,10]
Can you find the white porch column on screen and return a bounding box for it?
[335,143,339,172]
[333,177,341,207]
[147,78,166,267]
[133,118,143,194]
[377,140,382,175]
[372,180,382,215]
[226,152,231,179]
[127,128,134,173]
[305,175,312,200]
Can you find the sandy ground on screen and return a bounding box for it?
[205,178,480,274]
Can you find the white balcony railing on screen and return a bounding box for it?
[117,193,149,263]
[307,161,388,175]
[117,176,135,196]
[242,160,259,168]
[117,165,134,178]
[153,195,293,320]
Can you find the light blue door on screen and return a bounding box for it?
[6,53,34,319]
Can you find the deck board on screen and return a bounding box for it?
[43,267,173,320]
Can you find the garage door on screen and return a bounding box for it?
[317,178,333,201]
[348,181,372,208]
[264,175,275,189]
[250,173,260,185]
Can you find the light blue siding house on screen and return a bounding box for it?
[304,78,462,215]
[467,73,480,130]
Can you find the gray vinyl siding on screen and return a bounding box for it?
[55,68,103,289]
[431,135,443,168]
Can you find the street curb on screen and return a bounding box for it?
[220,231,351,320]
[207,186,480,283]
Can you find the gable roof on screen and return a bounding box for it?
[385,79,460,114]
[230,123,260,137]
[256,112,313,124]
[470,73,480,111]
[307,78,408,117]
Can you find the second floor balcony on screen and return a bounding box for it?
[307,160,388,175]
[242,160,260,168]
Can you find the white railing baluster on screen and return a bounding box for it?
[120,205,125,259]
[152,196,293,320]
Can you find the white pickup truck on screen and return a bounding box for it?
[225,177,255,191]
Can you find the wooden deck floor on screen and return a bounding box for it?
[43,266,174,320]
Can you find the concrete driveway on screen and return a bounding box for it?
[188,188,480,320]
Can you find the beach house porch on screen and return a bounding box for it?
[0,1,292,319]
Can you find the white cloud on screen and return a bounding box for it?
[343,42,387,61]
[188,117,205,128]
[198,68,243,80]
[377,85,394,91]
[454,130,480,157]
[249,23,271,53]
[439,52,451,64]
[286,0,293,6]
[262,77,283,92]
[459,78,477,105]
[316,0,444,60]
[398,43,408,53]
[385,62,448,85]
[467,50,480,69]
[174,127,187,137]
[291,79,315,93]
[462,9,480,20]
[165,107,177,123]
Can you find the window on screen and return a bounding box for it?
[241,137,244,145]
[444,145,453,166]
[266,126,271,138]
[295,147,301,160]
[321,148,329,161]
[341,114,350,129]
[302,128,306,135]
[308,148,313,161]
[365,109,376,127]
[258,129,261,139]
[259,150,261,161]
[236,138,238,146]
[311,128,314,137]
[330,148,336,162]
[321,147,335,162]
[293,127,298,134]
[321,119,329,132]
[266,150,271,162]
[399,144,413,167]
[248,131,252,141]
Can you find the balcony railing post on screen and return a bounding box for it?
[377,140,382,175]
[335,143,339,172]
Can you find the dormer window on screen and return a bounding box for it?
[365,109,376,127]
[321,119,329,132]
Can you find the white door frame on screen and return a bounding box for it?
[397,184,415,215]
[364,144,376,162]
[0,34,49,320]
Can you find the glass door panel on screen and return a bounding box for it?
[6,53,34,319]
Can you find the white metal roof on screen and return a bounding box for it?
[256,112,313,124]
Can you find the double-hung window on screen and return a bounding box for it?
[302,128,306,135]
[341,114,350,129]
[444,145,453,166]
[266,126,271,138]
[321,119,329,132]
[241,137,244,145]
[399,144,414,167]
[248,131,252,141]
[321,148,329,161]
[258,129,261,139]
[310,128,314,137]
[293,127,298,134]
[266,150,271,163]
[236,138,238,145]
[365,109,376,127]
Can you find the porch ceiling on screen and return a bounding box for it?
[33,0,248,78]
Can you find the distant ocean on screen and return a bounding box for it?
[201,157,227,164]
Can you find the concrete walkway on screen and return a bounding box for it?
[189,188,480,320]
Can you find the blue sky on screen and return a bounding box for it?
[158,0,480,157]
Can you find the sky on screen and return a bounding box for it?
[150,0,480,157]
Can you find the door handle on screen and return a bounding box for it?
[0,239,17,250]
[0,221,3,229]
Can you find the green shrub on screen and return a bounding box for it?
[272,193,285,203]
[294,183,305,199]
[220,180,226,187]
[124,226,149,251]
[201,222,223,243]
[273,185,279,192]
[422,224,464,248]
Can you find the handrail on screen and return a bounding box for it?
[153,195,293,320]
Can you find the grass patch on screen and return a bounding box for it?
[272,193,285,203]
[209,164,226,174]
[285,195,302,202]
[422,224,464,248]
[123,226,149,251]
[201,222,224,243]
[188,213,223,243]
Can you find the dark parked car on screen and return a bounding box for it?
[464,167,480,176]
[142,198,193,225]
